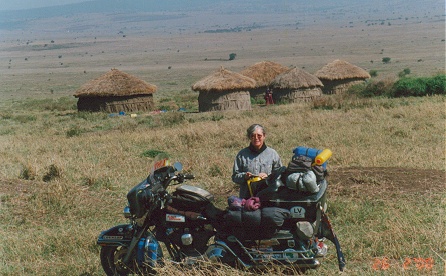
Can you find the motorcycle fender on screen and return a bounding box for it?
[97,224,134,246]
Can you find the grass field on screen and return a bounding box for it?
[0,94,444,275]
[0,1,445,275]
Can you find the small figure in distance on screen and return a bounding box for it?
[264,87,274,105]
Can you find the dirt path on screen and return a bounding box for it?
[328,167,445,198]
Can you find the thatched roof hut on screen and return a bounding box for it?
[314,59,371,94]
[191,67,256,112]
[240,61,290,100]
[270,67,323,103]
[74,69,157,113]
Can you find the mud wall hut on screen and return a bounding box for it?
[191,67,256,112]
[315,59,371,94]
[240,61,290,100]
[74,69,157,113]
[270,67,323,103]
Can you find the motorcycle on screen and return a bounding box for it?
[97,154,218,275]
[97,153,345,275]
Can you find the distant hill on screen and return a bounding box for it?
[0,0,442,31]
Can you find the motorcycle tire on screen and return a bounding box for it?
[100,245,156,276]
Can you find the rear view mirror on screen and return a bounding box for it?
[174,162,183,172]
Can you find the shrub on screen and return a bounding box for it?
[382,57,391,64]
[349,79,394,98]
[398,68,411,78]
[391,78,426,97]
[369,70,378,77]
[229,53,237,60]
[425,74,446,95]
[390,75,445,97]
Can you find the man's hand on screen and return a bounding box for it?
[258,172,268,179]
[244,172,253,180]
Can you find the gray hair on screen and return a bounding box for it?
[246,124,265,139]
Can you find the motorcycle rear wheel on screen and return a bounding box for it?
[100,245,155,276]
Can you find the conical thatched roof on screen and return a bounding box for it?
[74,69,157,97]
[271,67,323,89]
[240,61,290,87]
[191,67,256,92]
[314,59,371,80]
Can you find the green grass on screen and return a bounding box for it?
[347,74,446,98]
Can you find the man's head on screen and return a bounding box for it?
[247,124,266,149]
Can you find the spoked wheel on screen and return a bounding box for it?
[100,245,160,276]
[100,246,139,276]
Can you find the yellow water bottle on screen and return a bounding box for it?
[314,149,332,166]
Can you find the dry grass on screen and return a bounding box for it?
[0,2,444,274]
[0,95,444,275]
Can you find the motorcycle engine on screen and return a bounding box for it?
[168,225,214,255]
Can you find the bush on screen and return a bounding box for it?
[390,74,445,97]
[398,68,411,78]
[347,74,445,98]
[348,79,394,98]
[369,70,378,77]
[382,57,391,64]
[426,74,446,95]
[392,78,427,97]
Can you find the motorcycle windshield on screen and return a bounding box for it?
[148,153,171,185]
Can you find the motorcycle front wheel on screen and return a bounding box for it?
[100,245,154,276]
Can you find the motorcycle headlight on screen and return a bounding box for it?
[123,206,132,218]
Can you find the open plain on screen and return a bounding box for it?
[0,0,444,275]
[0,0,444,102]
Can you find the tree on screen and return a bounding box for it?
[229,53,237,60]
[398,68,411,78]
[382,57,391,64]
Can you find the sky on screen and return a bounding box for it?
[0,0,90,10]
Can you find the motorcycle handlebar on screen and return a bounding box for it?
[162,173,195,189]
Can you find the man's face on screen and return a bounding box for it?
[250,128,265,149]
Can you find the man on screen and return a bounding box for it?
[232,124,282,198]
